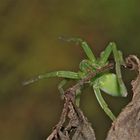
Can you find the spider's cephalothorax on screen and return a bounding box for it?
[24,37,127,121]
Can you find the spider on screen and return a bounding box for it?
[24,37,127,121]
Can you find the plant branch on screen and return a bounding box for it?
[46,63,114,140]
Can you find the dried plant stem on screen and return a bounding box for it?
[47,63,114,140]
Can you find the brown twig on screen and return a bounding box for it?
[46,63,114,140]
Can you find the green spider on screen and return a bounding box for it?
[24,37,127,121]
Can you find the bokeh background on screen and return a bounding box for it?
[0,0,140,140]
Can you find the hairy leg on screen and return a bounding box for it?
[58,79,67,98]
[93,81,116,121]
[59,36,96,62]
[98,42,127,97]
[23,71,80,86]
[75,88,82,107]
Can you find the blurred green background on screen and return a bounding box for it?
[0,0,140,140]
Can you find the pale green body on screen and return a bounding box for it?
[98,73,121,97]
[24,37,127,121]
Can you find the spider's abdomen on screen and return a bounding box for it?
[98,73,123,96]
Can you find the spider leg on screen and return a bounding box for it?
[58,78,82,106]
[80,40,96,62]
[23,71,80,86]
[118,50,126,66]
[59,36,96,62]
[75,88,82,107]
[58,79,68,98]
[92,81,116,121]
[111,43,128,97]
[79,59,94,73]
[98,43,112,65]
[98,42,127,97]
